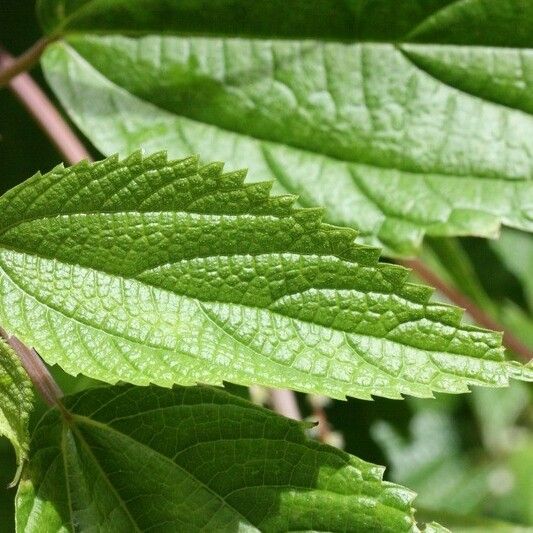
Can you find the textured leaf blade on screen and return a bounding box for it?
[38,0,533,255]
[0,152,529,399]
[0,339,34,464]
[16,384,426,532]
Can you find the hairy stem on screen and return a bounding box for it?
[0,46,91,165]
[400,258,532,362]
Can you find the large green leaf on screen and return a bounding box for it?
[16,384,432,532]
[0,153,529,399]
[38,0,533,255]
[0,338,34,465]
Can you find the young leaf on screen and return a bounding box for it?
[0,152,529,400]
[16,384,433,532]
[38,0,533,255]
[0,338,34,465]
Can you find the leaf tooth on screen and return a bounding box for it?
[292,206,327,225]
[198,160,225,180]
[458,324,504,350]
[398,282,434,304]
[28,170,44,181]
[339,243,381,265]
[218,168,248,188]
[363,462,386,482]
[425,303,464,326]
[121,149,145,167]
[168,153,199,171]
[240,181,275,207]
[256,193,299,216]
[506,361,533,381]
[93,152,120,171]
[375,263,411,289]
[380,482,418,508]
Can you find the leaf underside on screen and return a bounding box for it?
[0,338,34,464]
[0,152,528,400]
[16,384,426,533]
[38,0,533,255]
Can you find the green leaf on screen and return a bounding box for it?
[0,152,528,399]
[16,384,428,532]
[417,509,533,533]
[420,235,533,357]
[38,0,533,255]
[471,383,530,454]
[373,410,533,529]
[372,410,493,515]
[491,229,533,312]
[0,338,34,465]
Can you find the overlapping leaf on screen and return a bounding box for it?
[0,339,34,464]
[38,0,533,255]
[0,152,529,399]
[16,384,430,532]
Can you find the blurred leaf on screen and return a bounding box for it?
[372,410,491,515]
[491,230,533,312]
[499,304,533,348]
[418,508,533,532]
[374,404,533,527]
[491,439,533,525]
[425,237,496,314]
[471,384,530,454]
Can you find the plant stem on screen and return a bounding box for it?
[269,388,302,420]
[0,46,91,165]
[400,258,532,362]
[0,38,54,87]
[0,327,63,408]
[312,405,332,442]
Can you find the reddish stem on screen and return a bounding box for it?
[400,258,532,362]
[269,388,302,420]
[0,327,63,407]
[0,47,91,165]
[0,38,54,87]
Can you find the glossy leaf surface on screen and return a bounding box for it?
[0,153,528,399]
[39,0,533,255]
